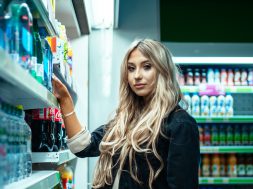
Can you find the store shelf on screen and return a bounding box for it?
[0,49,58,109]
[4,171,60,189]
[53,65,78,105]
[200,146,253,154]
[194,116,253,123]
[30,0,59,36]
[32,149,76,165]
[181,86,253,93]
[173,57,253,65]
[199,177,253,185]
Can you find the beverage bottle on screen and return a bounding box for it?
[183,93,191,114]
[209,96,217,117]
[211,125,219,146]
[201,69,207,84]
[214,69,220,84]
[6,1,33,70]
[226,125,234,146]
[240,69,248,86]
[237,154,246,177]
[202,154,211,177]
[220,68,228,86]
[59,164,74,189]
[225,94,234,117]
[234,68,241,86]
[0,0,7,51]
[178,72,185,86]
[247,68,253,86]
[62,123,68,149]
[233,125,241,146]
[191,94,200,116]
[219,125,226,146]
[249,126,253,145]
[198,125,204,146]
[207,68,214,84]
[227,153,237,177]
[194,69,201,85]
[186,68,194,85]
[220,154,226,176]
[241,125,249,145]
[211,154,220,177]
[245,154,253,177]
[227,69,234,86]
[54,108,63,151]
[204,125,211,146]
[201,95,209,116]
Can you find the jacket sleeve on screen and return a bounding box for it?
[75,124,107,158]
[166,120,200,189]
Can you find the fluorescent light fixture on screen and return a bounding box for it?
[91,0,114,29]
[173,57,253,64]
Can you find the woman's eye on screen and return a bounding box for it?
[128,66,135,72]
[144,64,151,70]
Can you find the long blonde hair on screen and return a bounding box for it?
[92,39,182,189]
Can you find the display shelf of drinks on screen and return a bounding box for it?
[4,171,60,189]
[0,49,58,109]
[32,149,76,165]
[199,177,253,185]
[194,116,253,123]
[173,57,253,65]
[181,86,253,94]
[200,146,253,154]
[29,0,59,36]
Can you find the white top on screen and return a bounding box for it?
[67,128,120,189]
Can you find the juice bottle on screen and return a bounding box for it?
[198,125,204,146]
[249,126,253,145]
[194,68,201,85]
[220,68,228,85]
[211,154,220,177]
[227,153,237,177]
[202,154,211,177]
[201,69,207,84]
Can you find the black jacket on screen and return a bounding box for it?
[75,107,200,189]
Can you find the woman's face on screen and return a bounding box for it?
[127,48,157,99]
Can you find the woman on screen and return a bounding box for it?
[52,39,200,189]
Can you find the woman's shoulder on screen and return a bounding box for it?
[162,106,198,136]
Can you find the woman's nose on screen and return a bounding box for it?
[134,69,142,79]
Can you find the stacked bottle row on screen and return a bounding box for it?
[0,0,74,91]
[179,68,253,86]
[0,99,32,186]
[184,94,234,117]
[200,154,253,177]
[25,108,67,152]
[199,124,253,146]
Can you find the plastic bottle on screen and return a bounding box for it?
[201,69,207,84]
[59,164,74,189]
[227,154,237,177]
[204,125,211,146]
[233,125,241,146]
[207,68,214,84]
[201,95,209,116]
[226,125,234,146]
[219,154,226,177]
[211,125,219,146]
[241,125,249,145]
[211,154,220,177]
[227,69,234,86]
[234,68,241,86]
[202,154,211,177]
[240,69,248,86]
[249,126,253,145]
[198,125,204,146]
[0,0,7,51]
[214,69,220,84]
[191,94,200,116]
[6,1,33,70]
[219,125,226,146]
[237,154,246,177]
[247,68,253,86]
[186,68,194,85]
[245,154,253,177]
[220,68,228,86]
[194,69,201,85]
